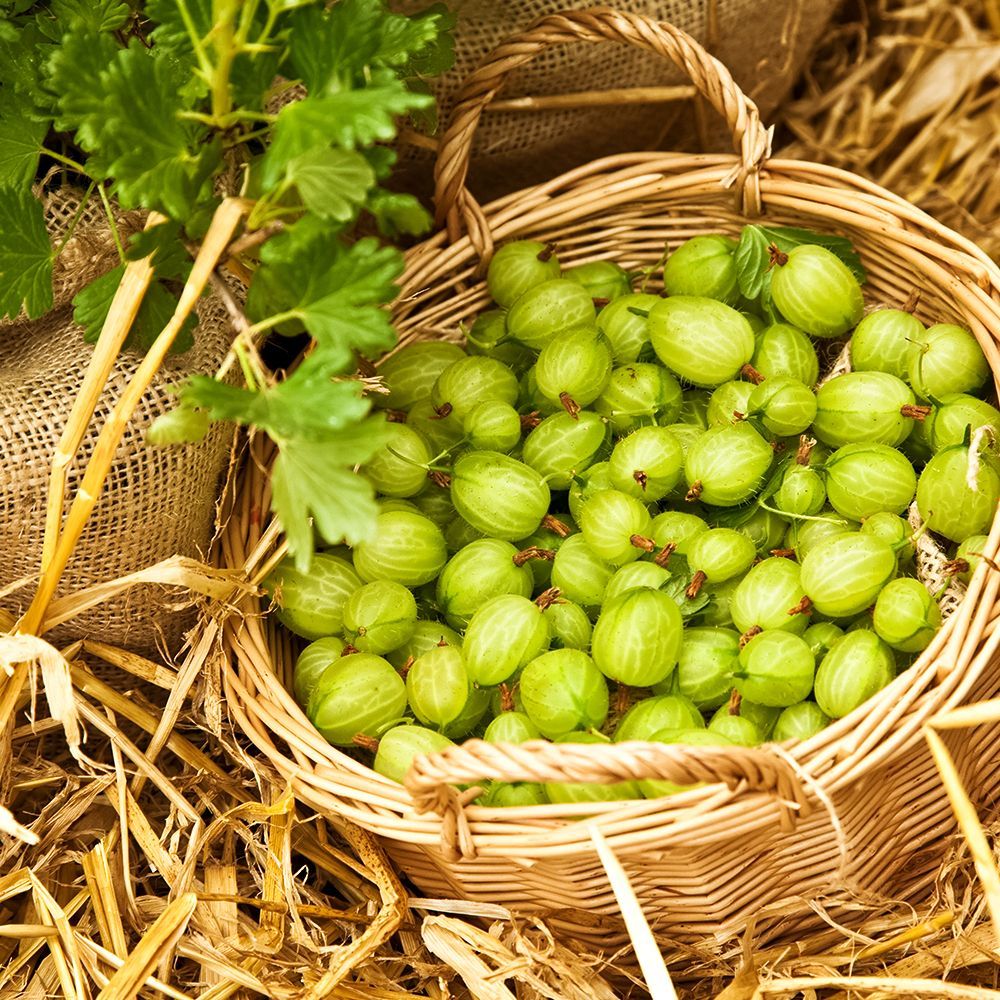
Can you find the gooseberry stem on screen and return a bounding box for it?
[796,435,816,465]
[727,688,742,717]
[535,587,563,610]
[513,546,556,566]
[385,409,407,424]
[740,363,765,385]
[654,542,676,567]
[770,547,796,559]
[685,480,703,502]
[559,392,581,420]
[686,570,707,599]
[630,534,656,552]
[352,733,379,752]
[341,643,359,655]
[633,469,649,491]
[537,242,557,262]
[520,410,542,431]
[787,595,813,617]
[498,683,516,712]
[542,514,572,538]
[901,404,932,421]
[427,470,451,489]
[767,243,789,268]
[739,625,763,649]
[432,402,453,420]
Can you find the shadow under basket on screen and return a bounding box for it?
[219,9,1000,951]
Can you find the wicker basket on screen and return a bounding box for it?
[221,9,1000,949]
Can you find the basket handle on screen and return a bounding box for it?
[432,5,772,255]
[405,739,810,859]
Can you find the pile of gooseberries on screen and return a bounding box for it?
[265,229,998,807]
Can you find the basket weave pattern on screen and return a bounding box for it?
[220,9,1000,945]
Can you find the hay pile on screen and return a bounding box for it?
[5,2,1000,997]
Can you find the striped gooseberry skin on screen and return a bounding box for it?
[687,528,756,584]
[770,244,864,338]
[487,240,561,308]
[516,513,578,588]
[707,380,755,426]
[546,732,640,804]
[565,259,633,301]
[579,489,653,565]
[506,278,597,350]
[342,580,417,654]
[522,411,608,489]
[649,510,709,558]
[684,423,773,506]
[483,782,549,807]
[803,622,845,663]
[649,295,756,387]
[608,426,683,500]
[463,594,551,686]
[813,630,896,719]
[484,710,541,744]
[786,511,855,562]
[849,309,924,380]
[407,397,464,454]
[534,328,613,407]
[747,376,817,436]
[373,725,454,784]
[431,356,519,421]
[364,423,430,498]
[751,322,820,386]
[590,587,684,686]
[662,235,740,304]
[736,630,815,707]
[265,553,361,640]
[596,293,658,363]
[405,645,470,729]
[707,712,761,746]
[742,312,767,334]
[568,460,614,522]
[435,538,533,629]
[293,637,346,706]
[639,728,734,799]
[386,620,461,669]
[450,451,551,540]
[800,532,897,618]
[873,578,941,652]
[772,701,830,742]
[614,694,705,742]
[519,648,609,738]
[909,323,990,400]
[730,557,809,636]
[697,578,740,627]
[604,561,671,602]
[353,511,447,587]
[860,512,914,563]
[954,533,990,583]
[543,599,593,650]
[442,685,492,739]
[664,626,740,709]
[727,698,782,738]
[824,443,917,521]
[444,517,485,553]
[375,341,467,411]
[463,399,522,453]
[593,363,683,433]
[550,533,614,609]
[812,372,917,448]
[733,507,789,554]
[916,443,1000,543]
[776,464,826,516]
[927,393,1000,453]
[307,653,407,747]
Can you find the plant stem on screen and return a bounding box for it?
[97,183,126,265]
[43,148,89,174]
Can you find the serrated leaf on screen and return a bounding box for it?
[271,431,388,570]
[393,3,456,77]
[367,189,432,237]
[45,27,118,147]
[50,0,129,32]
[287,147,375,221]
[660,574,711,619]
[125,220,192,280]
[73,265,195,353]
[288,0,383,91]
[0,185,52,319]
[734,225,770,300]
[261,81,431,188]
[146,404,210,445]
[0,89,47,186]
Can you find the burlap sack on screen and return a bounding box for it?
[393,0,837,199]
[0,189,234,656]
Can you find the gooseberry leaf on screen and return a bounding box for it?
[734,225,770,300]
[286,147,376,222]
[0,185,52,319]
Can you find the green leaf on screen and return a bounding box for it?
[734,225,770,300]
[73,265,195,353]
[660,574,711,619]
[45,27,118,147]
[367,189,432,237]
[0,89,48,186]
[125,220,192,280]
[49,0,130,33]
[0,185,52,319]
[286,147,375,222]
[288,0,383,91]
[392,4,457,77]
[261,79,431,188]
[146,404,210,445]
[270,418,393,568]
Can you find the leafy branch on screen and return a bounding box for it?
[0,0,456,568]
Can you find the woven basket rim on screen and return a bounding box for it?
[219,146,1000,862]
